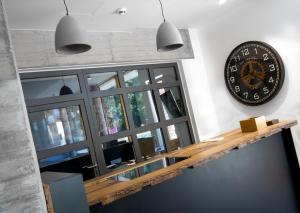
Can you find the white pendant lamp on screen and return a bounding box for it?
[55,0,91,54]
[156,0,183,52]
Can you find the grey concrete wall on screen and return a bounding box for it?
[0,1,47,212]
[10,29,194,70]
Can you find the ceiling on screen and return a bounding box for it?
[3,0,246,32]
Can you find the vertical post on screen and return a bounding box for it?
[0,1,47,212]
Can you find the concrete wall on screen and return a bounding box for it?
[181,0,300,162]
[11,29,193,70]
[3,23,195,211]
[0,1,47,212]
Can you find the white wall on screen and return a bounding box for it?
[181,0,300,161]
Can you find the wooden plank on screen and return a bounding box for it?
[84,120,298,206]
[85,179,118,194]
[43,184,55,213]
[84,155,165,187]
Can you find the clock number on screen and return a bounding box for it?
[234,55,241,62]
[269,77,274,83]
[230,65,237,72]
[269,64,275,72]
[230,77,235,83]
[263,53,269,61]
[241,48,250,56]
[254,93,260,100]
[254,48,258,55]
[243,92,248,99]
[235,86,240,93]
[263,87,269,94]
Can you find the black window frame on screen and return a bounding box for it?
[20,63,195,177]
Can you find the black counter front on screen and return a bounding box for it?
[90,128,300,213]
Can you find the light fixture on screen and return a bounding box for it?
[156,0,183,52]
[218,0,227,5]
[116,8,128,15]
[59,76,74,95]
[55,0,91,54]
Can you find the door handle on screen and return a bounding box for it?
[82,164,98,169]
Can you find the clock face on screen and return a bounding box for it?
[225,41,285,105]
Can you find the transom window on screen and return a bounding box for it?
[20,63,194,180]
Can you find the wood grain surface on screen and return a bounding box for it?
[84,120,297,206]
[43,184,55,213]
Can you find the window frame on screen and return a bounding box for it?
[26,100,98,174]
[20,62,195,176]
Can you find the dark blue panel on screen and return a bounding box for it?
[91,131,300,213]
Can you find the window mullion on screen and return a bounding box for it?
[117,70,143,162]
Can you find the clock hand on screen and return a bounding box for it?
[248,62,255,75]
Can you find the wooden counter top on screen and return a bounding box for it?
[85,120,297,206]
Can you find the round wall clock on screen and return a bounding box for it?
[224,41,285,106]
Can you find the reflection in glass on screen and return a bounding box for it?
[93,96,128,136]
[124,69,150,87]
[153,67,177,83]
[29,106,86,151]
[109,169,138,182]
[39,148,96,181]
[143,158,168,175]
[128,91,158,128]
[159,87,185,120]
[102,136,135,170]
[39,148,89,167]
[167,122,191,151]
[21,75,80,100]
[137,129,165,159]
[87,72,119,92]
[108,158,169,182]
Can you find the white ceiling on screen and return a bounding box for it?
[3,0,246,32]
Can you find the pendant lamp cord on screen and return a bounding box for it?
[158,0,166,22]
[63,0,69,16]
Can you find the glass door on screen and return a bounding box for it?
[27,100,98,180]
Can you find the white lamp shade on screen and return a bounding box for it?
[55,15,91,54]
[156,21,183,52]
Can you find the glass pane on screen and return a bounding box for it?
[102,136,135,170]
[153,67,177,83]
[39,148,96,181]
[21,75,80,99]
[143,158,168,175]
[128,91,158,128]
[167,122,192,151]
[124,69,150,87]
[108,158,170,182]
[137,129,165,159]
[93,96,128,136]
[29,106,86,151]
[87,72,119,91]
[39,148,89,167]
[109,169,138,182]
[159,87,185,120]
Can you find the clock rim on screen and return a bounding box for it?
[224,40,285,106]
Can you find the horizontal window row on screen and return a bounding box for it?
[28,86,186,152]
[36,121,191,172]
[93,87,185,136]
[21,67,178,100]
